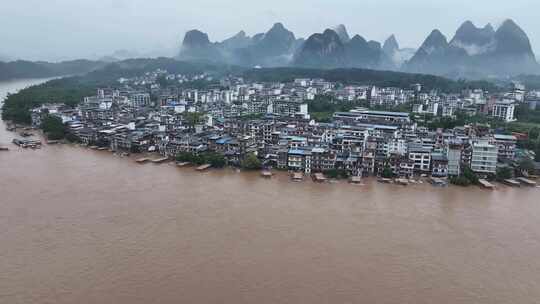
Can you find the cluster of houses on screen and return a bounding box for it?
[30,73,540,179]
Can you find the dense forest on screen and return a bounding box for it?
[1,77,97,123]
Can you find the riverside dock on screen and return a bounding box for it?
[349,176,362,184]
[196,164,212,171]
[395,178,410,186]
[152,157,169,164]
[312,173,327,183]
[377,178,392,184]
[478,179,495,189]
[261,170,273,178]
[291,172,304,181]
[516,177,537,187]
[503,179,521,187]
[12,138,42,149]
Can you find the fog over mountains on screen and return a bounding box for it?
[179,19,539,78]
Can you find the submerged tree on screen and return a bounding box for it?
[241,153,262,170]
[41,115,66,140]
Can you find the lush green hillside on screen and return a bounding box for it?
[81,57,244,83]
[0,59,105,81]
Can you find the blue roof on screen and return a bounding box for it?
[216,137,232,144]
[288,149,311,156]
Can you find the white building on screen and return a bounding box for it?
[491,100,516,122]
[408,143,431,173]
[471,140,498,174]
[130,93,151,107]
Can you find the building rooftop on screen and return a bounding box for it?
[493,134,517,141]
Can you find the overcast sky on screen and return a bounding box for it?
[1,0,538,61]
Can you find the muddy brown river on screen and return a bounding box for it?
[1,79,540,304]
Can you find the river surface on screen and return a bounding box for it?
[1,79,540,304]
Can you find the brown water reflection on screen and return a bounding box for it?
[1,80,540,304]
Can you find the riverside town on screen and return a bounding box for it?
[6,70,540,188]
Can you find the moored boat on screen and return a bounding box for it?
[349,176,362,184]
[516,177,537,187]
[478,179,495,189]
[395,178,409,186]
[312,173,327,183]
[196,164,212,171]
[261,170,273,178]
[152,157,170,164]
[377,178,392,184]
[291,172,304,182]
[503,179,521,187]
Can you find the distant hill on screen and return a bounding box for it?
[81,58,244,84]
[179,23,302,67]
[176,19,539,78]
[382,35,416,68]
[0,59,105,81]
[405,19,539,77]
[243,67,499,93]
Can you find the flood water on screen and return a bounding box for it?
[1,79,540,304]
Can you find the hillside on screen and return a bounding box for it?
[0,60,105,81]
[243,67,499,92]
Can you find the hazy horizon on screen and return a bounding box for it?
[1,0,539,62]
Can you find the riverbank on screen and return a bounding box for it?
[4,130,539,191]
[3,121,539,190]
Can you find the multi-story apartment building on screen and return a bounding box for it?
[447,141,463,176]
[493,134,517,161]
[491,100,516,122]
[471,140,498,174]
[408,142,432,173]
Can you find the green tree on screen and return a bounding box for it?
[323,169,350,179]
[381,165,394,178]
[183,112,205,131]
[450,176,472,187]
[241,153,262,170]
[176,152,196,163]
[203,152,226,168]
[156,75,169,88]
[519,158,535,174]
[529,127,540,141]
[462,167,479,185]
[41,115,66,140]
[496,167,513,181]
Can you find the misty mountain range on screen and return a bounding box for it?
[179,19,539,78]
